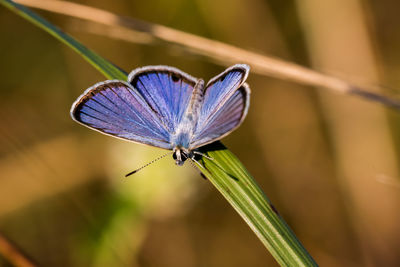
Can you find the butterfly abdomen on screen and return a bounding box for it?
[186,79,204,119]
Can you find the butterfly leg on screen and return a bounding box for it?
[190,157,205,169]
[193,151,214,161]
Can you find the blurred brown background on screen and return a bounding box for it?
[1,0,400,266]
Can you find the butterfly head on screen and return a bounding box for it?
[173,147,193,166]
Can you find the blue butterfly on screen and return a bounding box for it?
[70,64,250,172]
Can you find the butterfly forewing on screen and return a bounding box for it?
[191,64,250,148]
[128,66,199,133]
[190,84,250,148]
[71,80,173,149]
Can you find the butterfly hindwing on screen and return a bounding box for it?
[70,80,173,149]
[191,64,250,148]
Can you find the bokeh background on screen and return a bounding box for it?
[1,0,400,266]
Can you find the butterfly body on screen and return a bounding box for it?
[71,64,250,166]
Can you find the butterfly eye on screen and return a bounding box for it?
[171,74,180,82]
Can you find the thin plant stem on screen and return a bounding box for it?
[14,0,400,110]
[0,233,37,267]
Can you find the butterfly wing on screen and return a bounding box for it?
[190,64,250,148]
[128,66,199,134]
[71,80,174,149]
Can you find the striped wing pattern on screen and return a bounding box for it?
[128,66,198,133]
[71,80,173,149]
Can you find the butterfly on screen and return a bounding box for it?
[70,64,250,173]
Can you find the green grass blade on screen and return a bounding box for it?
[199,142,317,266]
[1,1,317,265]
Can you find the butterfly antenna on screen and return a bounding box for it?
[125,152,172,177]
